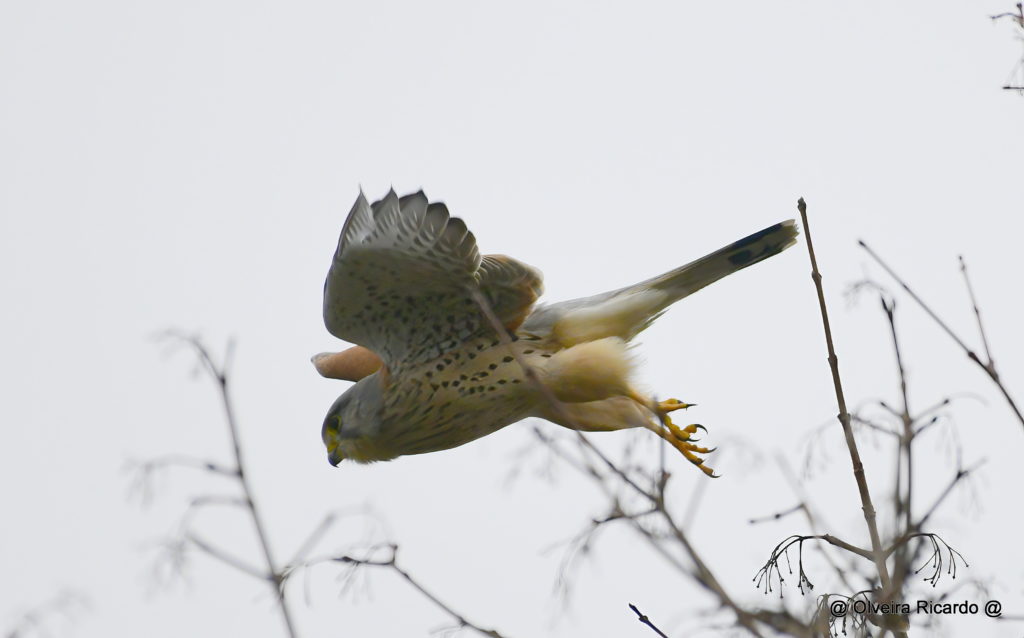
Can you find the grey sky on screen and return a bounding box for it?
[2,1,1022,636]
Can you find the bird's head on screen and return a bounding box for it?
[321,375,385,466]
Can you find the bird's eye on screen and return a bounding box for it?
[322,415,341,446]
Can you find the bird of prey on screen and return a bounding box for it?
[314,190,797,477]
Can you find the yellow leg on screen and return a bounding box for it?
[628,389,717,477]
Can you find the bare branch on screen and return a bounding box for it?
[798,200,894,601]
[549,503,659,602]
[858,240,1024,431]
[990,2,1024,24]
[775,457,871,593]
[128,454,239,479]
[628,603,669,638]
[187,532,269,581]
[158,334,298,638]
[748,503,803,526]
[124,455,239,506]
[904,534,968,587]
[288,508,369,567]
[5,590,91,638]
[959,256,995,366]
[330,546,508,638]
[849,412,900,438]
[916,461,985,529]
[755,533,877,601]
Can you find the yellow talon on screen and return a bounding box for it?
[656,414,718,478]
[664,419,705,443]
[633,391,717,477]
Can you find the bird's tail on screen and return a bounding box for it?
[522,220,799,347]
[644,219,799,302]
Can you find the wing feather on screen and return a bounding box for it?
[323,190,542,366]
[477,255,544,332]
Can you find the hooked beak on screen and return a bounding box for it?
[328,446,344,467]
[323,416,345,467]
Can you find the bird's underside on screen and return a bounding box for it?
[317,335,715,473]
[316,190,798,477]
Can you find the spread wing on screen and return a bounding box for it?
[323,190,543,366]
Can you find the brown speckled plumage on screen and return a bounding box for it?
[317,189,798,470]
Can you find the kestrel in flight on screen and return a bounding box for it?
[314,190,797,476]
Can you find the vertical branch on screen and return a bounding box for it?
[796,200,894,596]
[880,297,913,531]
[180,337,298,638]
[880,296,914,596]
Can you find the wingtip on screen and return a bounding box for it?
[337,191,374,254]
[399,190,429,210]
[311,352,333,377]
[426,200,451,217]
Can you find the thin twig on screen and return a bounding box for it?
[549,503,661,602]
[332,546,507,638]
[915,461,985,530]
[5,590,91,638]
[748,503,803,525]
[125,454,239,506]
[187,532,268,580]
[628,603,670,638]
[775,457,867,593]
[959,256,994,366]
[849,413,899,438]
[130,454,239,478]
[167,335,298,638]
[858,241,1024,431]
[289,509,358,567]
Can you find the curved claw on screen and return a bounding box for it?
[688,457,719,478]
[645,409,718,478]
[658,398,697,413]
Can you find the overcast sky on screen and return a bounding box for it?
[3,1,1023,636]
